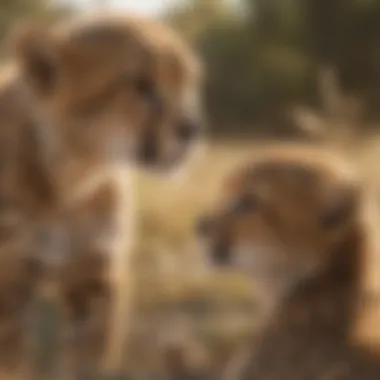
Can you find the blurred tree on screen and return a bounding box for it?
[166,0,380,136]
[166,0,234,40]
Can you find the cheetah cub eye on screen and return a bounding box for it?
[133,75,157,102]
[231,194,259,217]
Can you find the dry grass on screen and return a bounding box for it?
[133,141,258,308]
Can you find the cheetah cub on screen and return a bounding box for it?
[0,12,203,379]
[197,145,380,380]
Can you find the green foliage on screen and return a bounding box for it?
[167,0,380,135]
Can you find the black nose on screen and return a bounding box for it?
[139,130,158,164]
[212,240,231,266]
[175,118,201,143]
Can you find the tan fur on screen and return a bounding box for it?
[198,145,380,379]
[0,12,202,379]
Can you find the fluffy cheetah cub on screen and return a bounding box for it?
[0,12,202,379]
[197,146,380,380]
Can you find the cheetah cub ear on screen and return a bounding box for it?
[10,23,59,96]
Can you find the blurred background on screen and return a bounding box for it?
[4,0,380,377]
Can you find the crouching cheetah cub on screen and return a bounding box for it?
[197,145,380,380]
[0,12,203,380]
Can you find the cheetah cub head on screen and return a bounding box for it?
[197,146,363,299]
[12,13,203,172]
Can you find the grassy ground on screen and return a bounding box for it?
[123,135,380,376]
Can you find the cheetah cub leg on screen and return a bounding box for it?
[58,171,135,380]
